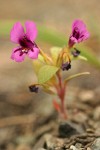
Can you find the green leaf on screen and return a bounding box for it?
[64,72,90,83]
[50,47,62,63]
[38,65,59,84]
[33,60,43,75]
[38,54,45,62]
[71,55,88,61]
[33,54,46,75]
[78,55,88,61]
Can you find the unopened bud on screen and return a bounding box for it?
[72,48,80,57]
[61,62,71,71]
[29,85,39,93]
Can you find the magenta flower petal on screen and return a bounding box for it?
[25,21,38,41]
[28,48,39,59]
[10,21,39,62]
[11,47,26,62]
[72,20,86,31]
[69,36,78,44]
[69,19,90,47]
[10,22,25,44]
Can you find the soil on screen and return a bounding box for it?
[0,86,100,150]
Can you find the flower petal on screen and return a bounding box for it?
[69,19,90,47]
[11,47,26,62]
[10,22,25,44]
[25,21,38,41]
[72,20,86,31]
[70,36,78,43]
[28,48,39,59]
[72,20,90,38]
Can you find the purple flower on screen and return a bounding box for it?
[68,19,90,47]
[10,21,39,62]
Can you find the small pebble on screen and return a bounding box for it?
[75,143,82,148]
[72,112,87,123]
[87,147,92,150]
[86,129,94,134]
[70,145,78,150]
[90,138,100,150]
[79,90,94,102]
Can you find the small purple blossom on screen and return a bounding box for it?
[68,19,90,47]
[10,21,39,62]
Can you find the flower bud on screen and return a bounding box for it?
[61,62,71,71]
[72,48,80,57]
[29,85,39,93]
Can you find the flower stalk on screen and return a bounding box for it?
[54,71,67,119]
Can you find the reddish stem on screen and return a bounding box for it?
[56,71,67,119]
